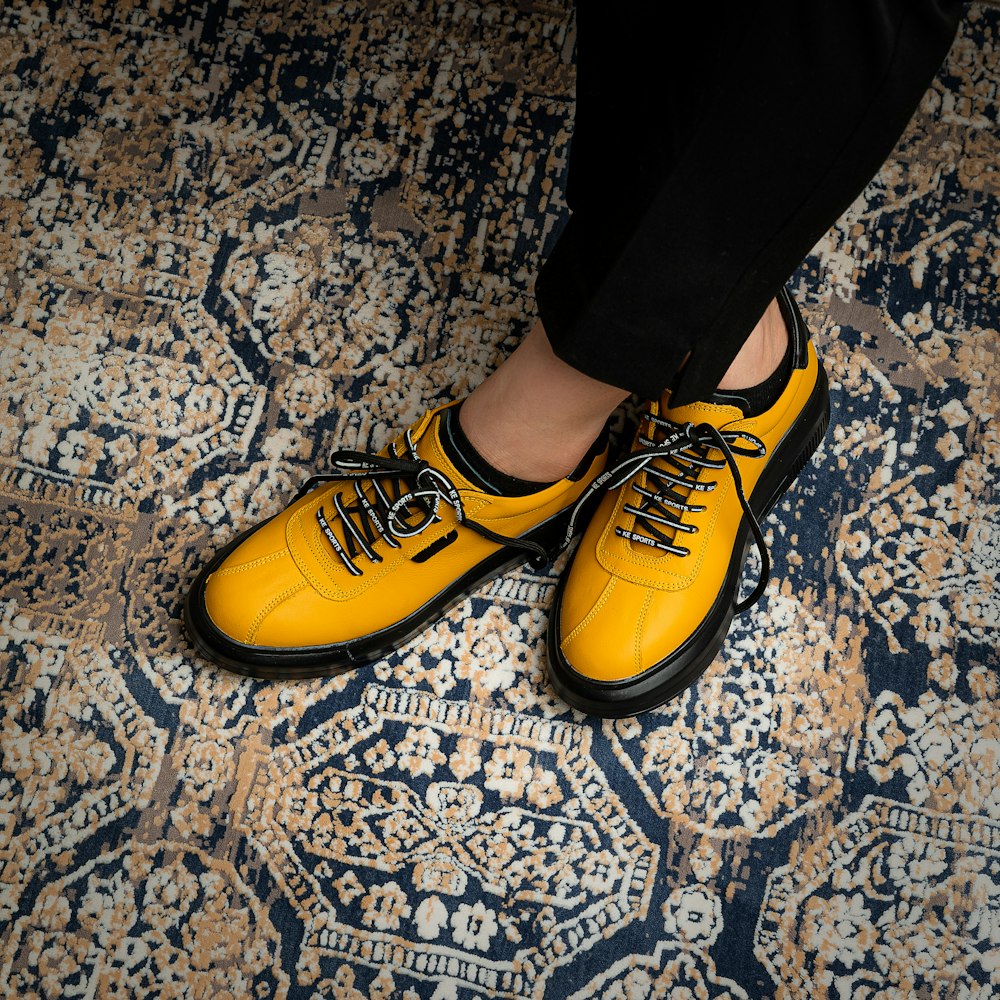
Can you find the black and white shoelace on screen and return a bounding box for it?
[562,416,772,614]
[293,428,548,576]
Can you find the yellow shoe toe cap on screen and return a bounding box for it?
[203,541,306,647]
[559,576,650,683]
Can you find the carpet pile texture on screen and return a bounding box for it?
[1,2,998,997]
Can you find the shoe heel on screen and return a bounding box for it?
[755,370,831,522]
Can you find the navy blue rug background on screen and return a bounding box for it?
[1,2,998,997]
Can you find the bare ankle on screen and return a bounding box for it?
[716,297,789,392]
[459,320,626,482]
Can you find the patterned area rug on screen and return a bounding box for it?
[2,2,998,997]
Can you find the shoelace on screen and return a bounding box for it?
[293,428,548,576]
[563,416,771,613]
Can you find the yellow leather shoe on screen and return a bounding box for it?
[185,402,607,678]
[547,288,830,717]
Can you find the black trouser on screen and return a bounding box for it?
[535,0,966,405]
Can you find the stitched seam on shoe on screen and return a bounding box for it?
[291,501,345,584]
[299,504,346,582]
[722,357,815,441]
[458,460,599,525]
[214,549,286,576]
[297,503,457,601]
[598,403,774,579]
[596,485,631,560]
[246,580,308,643]
[601,366,819,591]
[602,475,734,590]
[679,475,730,586]
[563,577,616,647]
[635,589,653,674]
[427,432,587,518]
[293,499,401,600]
[605,467,705,574]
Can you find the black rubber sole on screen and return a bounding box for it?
[546,365,831,718]
[184,495,597,680]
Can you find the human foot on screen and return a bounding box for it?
[717,294,790,393]
[546,287,829,717]
[185,402,608,679]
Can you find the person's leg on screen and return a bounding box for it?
[457,320,628,483]
[458,302,787,483]
[528,0,966,714]
[461,0,963,487]
[187,0,964,698]
[534,0,966,405]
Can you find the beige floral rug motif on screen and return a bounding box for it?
[2,2,998,997]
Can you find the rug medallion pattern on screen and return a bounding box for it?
[1,2,998,996]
